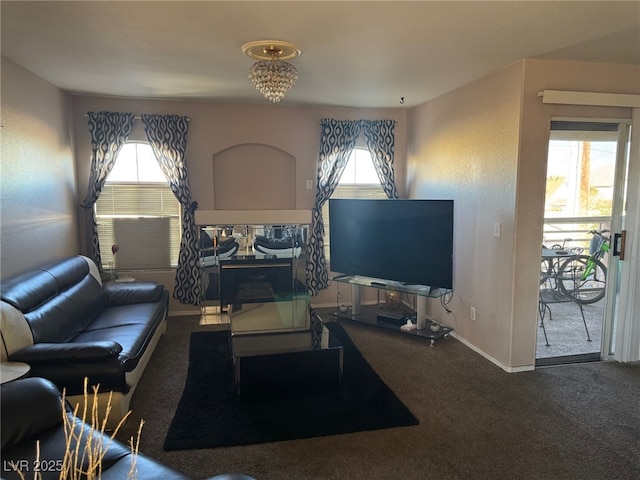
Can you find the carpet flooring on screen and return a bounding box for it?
[163,323,418,450]
[118,313,640,480]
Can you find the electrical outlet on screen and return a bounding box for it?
[470,306,477,321]
[305,180,313,190]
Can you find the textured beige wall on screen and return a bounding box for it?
[407,59,639,369]
[407,62,524,368]
[213,143,296,210]
[71,96,407,312]
[0,57,78,278]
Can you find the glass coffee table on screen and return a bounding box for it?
[230,300,343,401]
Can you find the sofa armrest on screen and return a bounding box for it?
[103,282,166,306]
[1,377,63,449]
[9,341,123,364]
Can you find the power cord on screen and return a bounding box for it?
[437,289,458,331]
[441,289,453,314]
[336,282,346,313]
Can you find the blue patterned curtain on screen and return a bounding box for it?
[362,120,399,199]
[141,114,200,305]
[81,111,135,268]
[307,119,362,295]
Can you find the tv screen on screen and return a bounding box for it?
[329,198,453,289]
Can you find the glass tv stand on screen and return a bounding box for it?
[331,275,452,345]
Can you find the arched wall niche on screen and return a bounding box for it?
[212,143,296,210]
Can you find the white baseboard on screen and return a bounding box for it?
[450,332,535,373]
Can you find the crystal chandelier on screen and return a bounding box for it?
[242,41,301,103]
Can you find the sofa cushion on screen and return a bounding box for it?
[73,301,167,371]
[104,281,166,306]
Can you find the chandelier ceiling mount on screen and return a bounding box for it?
[242,40,301,103]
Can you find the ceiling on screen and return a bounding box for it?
[2,1,639,108]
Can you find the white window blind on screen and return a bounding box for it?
[95,142,181,270]
[96,184,181,270]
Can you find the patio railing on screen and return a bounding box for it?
[543,216,611,253]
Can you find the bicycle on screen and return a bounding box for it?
[539,238,583,288]
[556,230,609,304]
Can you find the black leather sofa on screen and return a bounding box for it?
[0,255,169,426]
[1,377,190,480]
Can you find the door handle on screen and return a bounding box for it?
[613,230,626,260]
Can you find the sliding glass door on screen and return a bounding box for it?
[537,119,631,365]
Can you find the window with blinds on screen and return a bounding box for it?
[322,148,387,263]
[95,143,181,270]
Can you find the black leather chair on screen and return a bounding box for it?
[1,377,191,480]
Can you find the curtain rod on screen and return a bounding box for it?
[84,113,190,121]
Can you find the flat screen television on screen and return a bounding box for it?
[329,198,454,289]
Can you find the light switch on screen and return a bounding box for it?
[493,222,501,237]
[305,180,313,190]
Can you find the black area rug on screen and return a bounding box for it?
[163,322,418,450]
